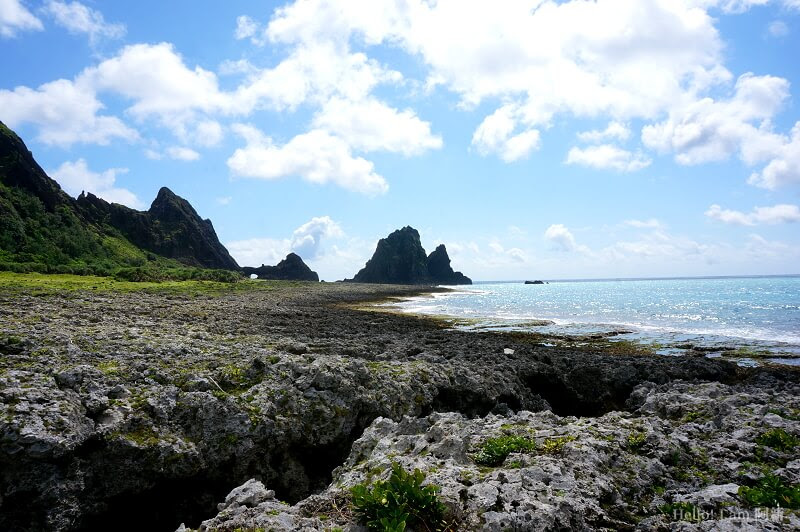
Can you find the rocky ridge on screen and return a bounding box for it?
[0,120,238,272]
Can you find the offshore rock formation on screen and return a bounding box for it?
[351,226,471,285]
[77,187,239,271]
[0,120,238,272]
[427,244,472,285]
[242,253,319,281]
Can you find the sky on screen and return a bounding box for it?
[1,0,800,281]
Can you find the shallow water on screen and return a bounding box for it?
[392,276,800,366]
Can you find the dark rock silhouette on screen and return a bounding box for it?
[525,280,545,285]
[77,187,239,270]
[0,120,239,272]
[427,244,472,285]
[350,226,471,285]
[242,253,319,281]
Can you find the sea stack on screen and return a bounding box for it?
[351,226,471,284]
[242,253,319,281]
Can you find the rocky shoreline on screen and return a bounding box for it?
[1,276,798,531]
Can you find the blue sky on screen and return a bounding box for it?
[1,0,799,281]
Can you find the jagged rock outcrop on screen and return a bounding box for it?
[0,120,239,272]
[77,187,239,271]
[350,227,471,285]
[199,380,800,531]
[242,253,319,281]
[426,244,472,285]
[2,280,795,530]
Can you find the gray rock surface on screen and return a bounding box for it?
[0,281,796,530]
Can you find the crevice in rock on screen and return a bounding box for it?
[523,371,629,417]
[77,474,232,532]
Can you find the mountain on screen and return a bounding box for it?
[77,187,238,270]
[350,226,472,285]
[242,253,319,281]
[426,244,472,285]
[0,120,238,274]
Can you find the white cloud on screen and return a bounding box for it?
[705,203,800,225]
[290,216,344,259]
[234,15,259,41]
[472,106,540,162]
[312,97,441,155]
[642,70,789,165]
[228,124,389,195]
[166,146,200,161]
[566,144,651,172]
[747,122,800,189]
[226,216,354,279]
[0,78,137,146]
[216,196,232,205]
[624,218,663,229]
[50,159,141,208]
[768,20,789,37]
[0,0,42,37]
[544,224,579,252]
[577,121,631,143]
[44,1,125,43]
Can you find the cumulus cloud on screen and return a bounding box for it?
[312,97,441,155]
[472,106,540,162]
[0,78,137,146]
[705,203,800,225]
[768,20,789,38]
[577,121,631,143]
[49,159,141,208]
[166,146,200,161]
[566,144,651,172]
[544,224,579,252]
[747,122,800,189]
[0,0,42,37]
[624,218,663,229]
[44,1,125,43]
[642,73,790,165]
[225,216,353,278]
[234,15,259,41]
[290,216,344,259]
[227,124,389,195]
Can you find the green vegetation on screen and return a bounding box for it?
[0,271,281,295]
[756,428,799,452]
[113,266,241,283]
[625,431,647,453]
[351,463,447,532]
[738,474,800,509]
[540,435,577,455]
[473,435,536,466]
[659,502,700,522]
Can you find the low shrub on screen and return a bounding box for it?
[756,428,800,452]
[351,463,446,532]
[738,474,800,509]
[473,435,536,466]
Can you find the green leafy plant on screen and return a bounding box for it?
[540,435,576,455]
[350,463,446,532]
[659,502,700,522]
[738,474,800,509]
[473,435,536,466]
[625,431,647,453]
[756,428,800,452]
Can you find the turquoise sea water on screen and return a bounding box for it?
[392,276,800,366]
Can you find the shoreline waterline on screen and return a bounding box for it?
[384,276,800,367]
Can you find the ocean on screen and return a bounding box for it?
[391,276,800,366]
